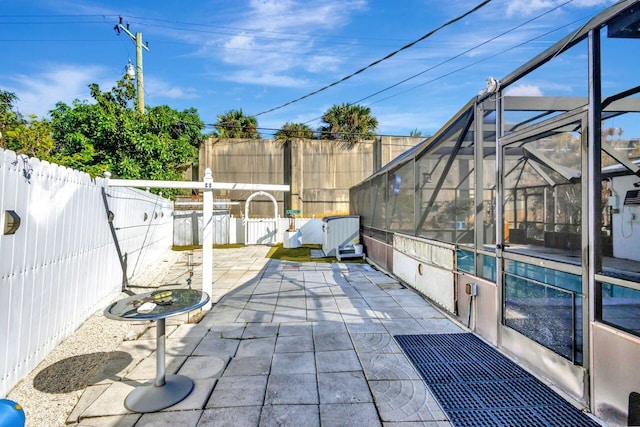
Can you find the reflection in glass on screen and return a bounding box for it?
[417,109,475,244]
[600,282,640,336]
[482,254,496,282]
[370,174,387,229]
[456,248,474,274]
[388,160,415,233]
[599,112,640,283]
[504,130,582,248]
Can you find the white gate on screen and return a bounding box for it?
[245,191,278,245]
[173,209,229,246]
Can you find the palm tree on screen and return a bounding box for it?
[215,109,260,139]
[318,103,378,143]
[275,122,314,143]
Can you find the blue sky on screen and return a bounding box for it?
[1,0,623,137]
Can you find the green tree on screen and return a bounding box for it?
[0,90,26,148]
[409,129,422,137]
[275,122,313,143]
[4,115,55,159]
[0,91,56,159]
[318,103,378,143]
[214,109,260,138]
[50,79,205,193]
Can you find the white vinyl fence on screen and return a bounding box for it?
[0,149,173,397]
[172,215,324,247]
[173,210,230,246]
[227,217,323,246]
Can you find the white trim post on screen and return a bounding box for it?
[202,168,213,310]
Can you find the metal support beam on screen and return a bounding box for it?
[523,146,581,182]
[487,0,637,94]
[474,103,484,277]
[495,93,505,346]
[601,139,640,177]
[416,109,474,233]
[483,95,640,113]
[586,28,602,408]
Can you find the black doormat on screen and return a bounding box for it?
[395,333,600,427]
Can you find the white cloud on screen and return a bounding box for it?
[505,84,544,96]
[146,77,198,100]
[375,111,445,136]
[5,64,199,117]
[506,0,555,16]
[214,0,367,86]
[7,64,108,118]
[223,70,309,88]
[306,55,343,73]
[245,0,366,31]
[505,0,616,17]
[568,0,617,6]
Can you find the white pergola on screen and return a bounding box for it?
[105,168,290,309]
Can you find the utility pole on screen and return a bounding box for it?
[114,17,149,113]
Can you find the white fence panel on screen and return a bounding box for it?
[228,217,324,245]
[173,210,229,246]
[276,218,323,245]
[0,149,173,397]
[245,217,278,245]
[104,185,174,284]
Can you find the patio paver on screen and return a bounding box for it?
[70,247,455,426]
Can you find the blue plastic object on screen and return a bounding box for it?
[0,399,25,427]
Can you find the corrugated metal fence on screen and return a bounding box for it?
[0,149,173,397]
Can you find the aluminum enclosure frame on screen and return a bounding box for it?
[350,1,640,424]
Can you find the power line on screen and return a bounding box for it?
[0,38,108,42]
[250,0,492,118]
[127,18,499,54]
[3,14,497,64]
[300,0,576,128]
[2,13,464,49]
[2,36,494,62]
[127,20,408,49]
[209,123,424,140]
[351,0,575,106]
[0,14,117,17]
[366,17,588,108]
[124,15,412,44]
[0,20,111,24]
[168,12,585,138]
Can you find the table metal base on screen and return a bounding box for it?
[124,374,194,413]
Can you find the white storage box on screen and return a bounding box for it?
[322,215,361,257]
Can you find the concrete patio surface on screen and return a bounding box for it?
[67,246,462,426]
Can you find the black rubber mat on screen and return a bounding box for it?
[395,333,600,427]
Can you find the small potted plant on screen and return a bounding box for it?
[284,214,302,248]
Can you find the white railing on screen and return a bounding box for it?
[0,149,173,397]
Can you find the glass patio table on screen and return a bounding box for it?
[104,288,210,413]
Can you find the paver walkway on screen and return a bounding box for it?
[68,246,461,426]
